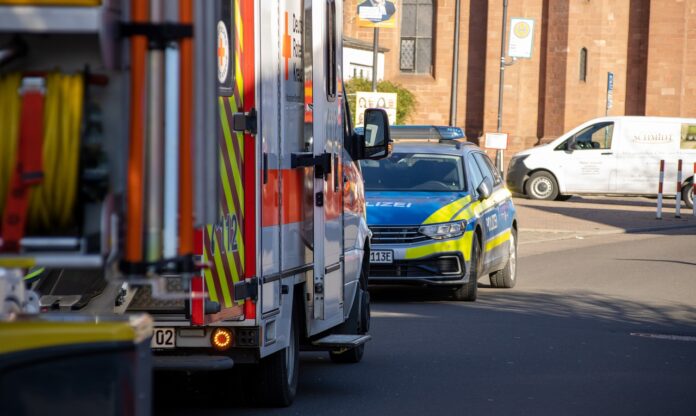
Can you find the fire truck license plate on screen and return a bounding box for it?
[151,328,176,348]
[370,250,393,264]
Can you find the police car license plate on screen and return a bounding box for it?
[151,328,176,348]
[370,250,393,264]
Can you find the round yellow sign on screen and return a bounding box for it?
[513,21,531,38]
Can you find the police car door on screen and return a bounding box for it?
[470,152,502,271]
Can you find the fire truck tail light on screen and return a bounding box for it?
[211,328,234,351]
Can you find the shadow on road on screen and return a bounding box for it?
[522,204,696,235]
[155,288,696,415]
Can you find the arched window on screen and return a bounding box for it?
[579,47,588,82]
[400,0,434,74]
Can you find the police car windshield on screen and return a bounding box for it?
[361,153,466,192]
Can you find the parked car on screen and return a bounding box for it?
[358,125,518,301]
[507,116,696,207]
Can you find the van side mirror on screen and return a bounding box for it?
[565,139,574,152]
[359,108,391,160]
[476,179,492,201]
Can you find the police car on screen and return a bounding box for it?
[359,126,518,301]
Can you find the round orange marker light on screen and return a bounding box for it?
[211,328,234,351]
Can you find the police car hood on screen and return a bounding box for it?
[365,191,470,226]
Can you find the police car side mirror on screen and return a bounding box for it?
[359,108,391,160]
[476,179,492,201]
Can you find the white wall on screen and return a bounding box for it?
[343,47,384,82]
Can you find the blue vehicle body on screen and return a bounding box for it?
[360,127,518,296]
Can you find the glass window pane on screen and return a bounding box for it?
[401,4,416,37]
[416,38,432,73]
[361,153,466,192]
[416,4,432,37]
[468,155,484,190]
[400,39,415,71]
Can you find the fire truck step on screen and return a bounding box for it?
[153,355,234,371]
[311,334,372,349]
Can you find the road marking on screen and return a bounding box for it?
[630,332,696,342]
[371,311,428,319]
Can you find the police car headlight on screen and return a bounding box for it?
[419,221,467,240]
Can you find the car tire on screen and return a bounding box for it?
[453,233,480,302]
[489,228,517,289]
[525,171,559,200]
[683,181,694,209]
[255,306,300,407]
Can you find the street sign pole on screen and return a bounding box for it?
[496,0,509,176]
[372,28,379,92]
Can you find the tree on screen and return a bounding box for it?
[344,78,416,125]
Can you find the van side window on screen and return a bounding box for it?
[326,0,337,101]
[571,122,614,150]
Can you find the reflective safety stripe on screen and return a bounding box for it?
[404,230,474,261]
[485,229,511,253]
[423,195,472,224]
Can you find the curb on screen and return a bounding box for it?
[520,224,696,245]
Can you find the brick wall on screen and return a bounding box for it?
[645,0,696,117]
[343,0,696,160]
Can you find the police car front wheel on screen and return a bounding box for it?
[489,228,517,289]
[453,233,481,302]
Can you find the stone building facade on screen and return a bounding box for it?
[343,0,696,156]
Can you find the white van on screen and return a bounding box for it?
[507,116,696,207]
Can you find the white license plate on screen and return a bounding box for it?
[151,328,176,349]
[370,250,393,264]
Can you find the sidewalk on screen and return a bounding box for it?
[514,195,696,244]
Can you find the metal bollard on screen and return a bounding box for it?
[656,160,664,220]
[676,159,682,218]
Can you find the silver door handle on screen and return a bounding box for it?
[601,152,613,155]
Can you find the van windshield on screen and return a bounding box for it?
[361,153,466,192]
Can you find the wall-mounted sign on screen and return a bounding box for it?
[508,18,535,59]
[355,91,397,127]
[485,132,509,150]
[357,0,397,28]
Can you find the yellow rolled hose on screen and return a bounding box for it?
[0,72,83,233]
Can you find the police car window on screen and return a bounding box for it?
[467,154,485,189]
[361,153,466,192]
[475,152,502,185]
[471,153,497,189]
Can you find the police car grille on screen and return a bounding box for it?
[371,257,462,278]
[370,226,429,244]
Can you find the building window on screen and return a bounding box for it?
[579,47,587,82]
[400,0,434,74]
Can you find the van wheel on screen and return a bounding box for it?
[489,228,517,289]
[525,171,559,200]
[255,307,299,407]
[683,182,694,209]
[453,233,480,301]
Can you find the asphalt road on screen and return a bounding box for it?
[157,228,696,416]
